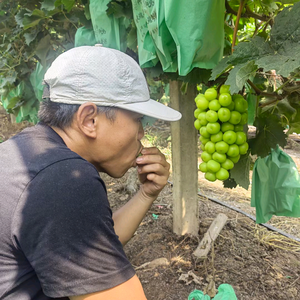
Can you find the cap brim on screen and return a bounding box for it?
[115,99,182,121]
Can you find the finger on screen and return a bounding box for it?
[140,147,167,159]
[137,162,170,176]
[136,153,169,169]
[140,147,161,155]
[146,172,168,184]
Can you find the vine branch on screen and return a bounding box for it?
[246,79,286,107]
[232,0,246,53]
[225,0,272,24]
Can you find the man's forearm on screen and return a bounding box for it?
[112,188,156,245]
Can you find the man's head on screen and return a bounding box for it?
[42,45,181,122]
[39,45,181,177]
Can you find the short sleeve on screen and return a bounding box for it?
[13,158,135,298]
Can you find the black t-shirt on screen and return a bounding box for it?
[0,124,135,299]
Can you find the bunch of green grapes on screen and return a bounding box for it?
[194,85,249,182]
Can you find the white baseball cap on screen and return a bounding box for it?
[43,45,181,122]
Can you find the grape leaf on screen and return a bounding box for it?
[228,36,271,66]
[249,113,287,158]
[84,3,91,20]
[277,98,297,120]
[256,46,300,78]
[22,9,45,30]
[210,56,231,80]
[223,3,300,79]
[280,0,300,4]
[41,0,56,11]
[230,153,251,190]
[61,0,75,12]
[288,105,300,134]
[270,2,300,51]
[287,93,300,134]
[15,8,31,27]
[35,35,51,66]
[223,177,237,189]
[226,61,258,94]
[24,28,38,45]
[107,2,124,18]
[246,92,256,126]
[107,0,133,19]
[127,21,137,51]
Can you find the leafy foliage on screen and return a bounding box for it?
[0,0,89,122]
[249,113,288,157]
[212,0,300,187]
[223,177,238,189]
[230,152,251,189]
[1,0,300,190]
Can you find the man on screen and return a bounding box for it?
[0,45,181,299]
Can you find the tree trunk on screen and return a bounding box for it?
[169,81,199,236]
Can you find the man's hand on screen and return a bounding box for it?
[112,147,169,245]
[135,147,170,200]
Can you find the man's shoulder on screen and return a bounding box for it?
[2,123,85,171]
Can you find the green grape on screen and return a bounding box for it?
[207,160,221,173]
[205,141,216,154]
[205,172,217,182]
[204,88,218,101]
[199,162,208,172]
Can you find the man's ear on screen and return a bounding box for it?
[75,102,98,138]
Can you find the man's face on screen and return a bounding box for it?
[93,109,144,178]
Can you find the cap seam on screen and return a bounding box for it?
[117,52,131,101]
[76,47,91,100]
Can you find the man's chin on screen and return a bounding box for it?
[105,166,133,179]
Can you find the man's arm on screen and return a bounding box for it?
[112,147,170,245]
[69,275,147,300]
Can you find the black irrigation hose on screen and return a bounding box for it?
[168,181,300,243]
[197,191,300,243]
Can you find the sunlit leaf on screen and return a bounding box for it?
[249,113,287,158]
[61,0,75,12]
[210,56,232,80]
[226,61,258,94]
[230,152,251,190]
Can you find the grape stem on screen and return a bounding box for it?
[246,80,285,108]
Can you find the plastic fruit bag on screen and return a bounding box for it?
[251,145,300,223]
[75,26,97,47]
[188,284,237,300]
[89,0,130,51]
[132,0,224,76]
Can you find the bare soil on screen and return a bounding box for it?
[1,108,300,300]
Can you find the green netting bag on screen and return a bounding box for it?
[29,62,47,102]
[89,0,130,51]
[1,82,23,113]
[75,26,97,47]
[1,81,39,123]
[164,0,225,75]
[251,145,300,224]
[188,284,237,300]
[131,0,160,69]
[132,0,224,76]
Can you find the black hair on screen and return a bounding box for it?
[38,99,117,130]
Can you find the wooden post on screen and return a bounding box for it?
[10,114,16,124]
[169,81,199,236]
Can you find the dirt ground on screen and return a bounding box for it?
[1,107,300,300]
